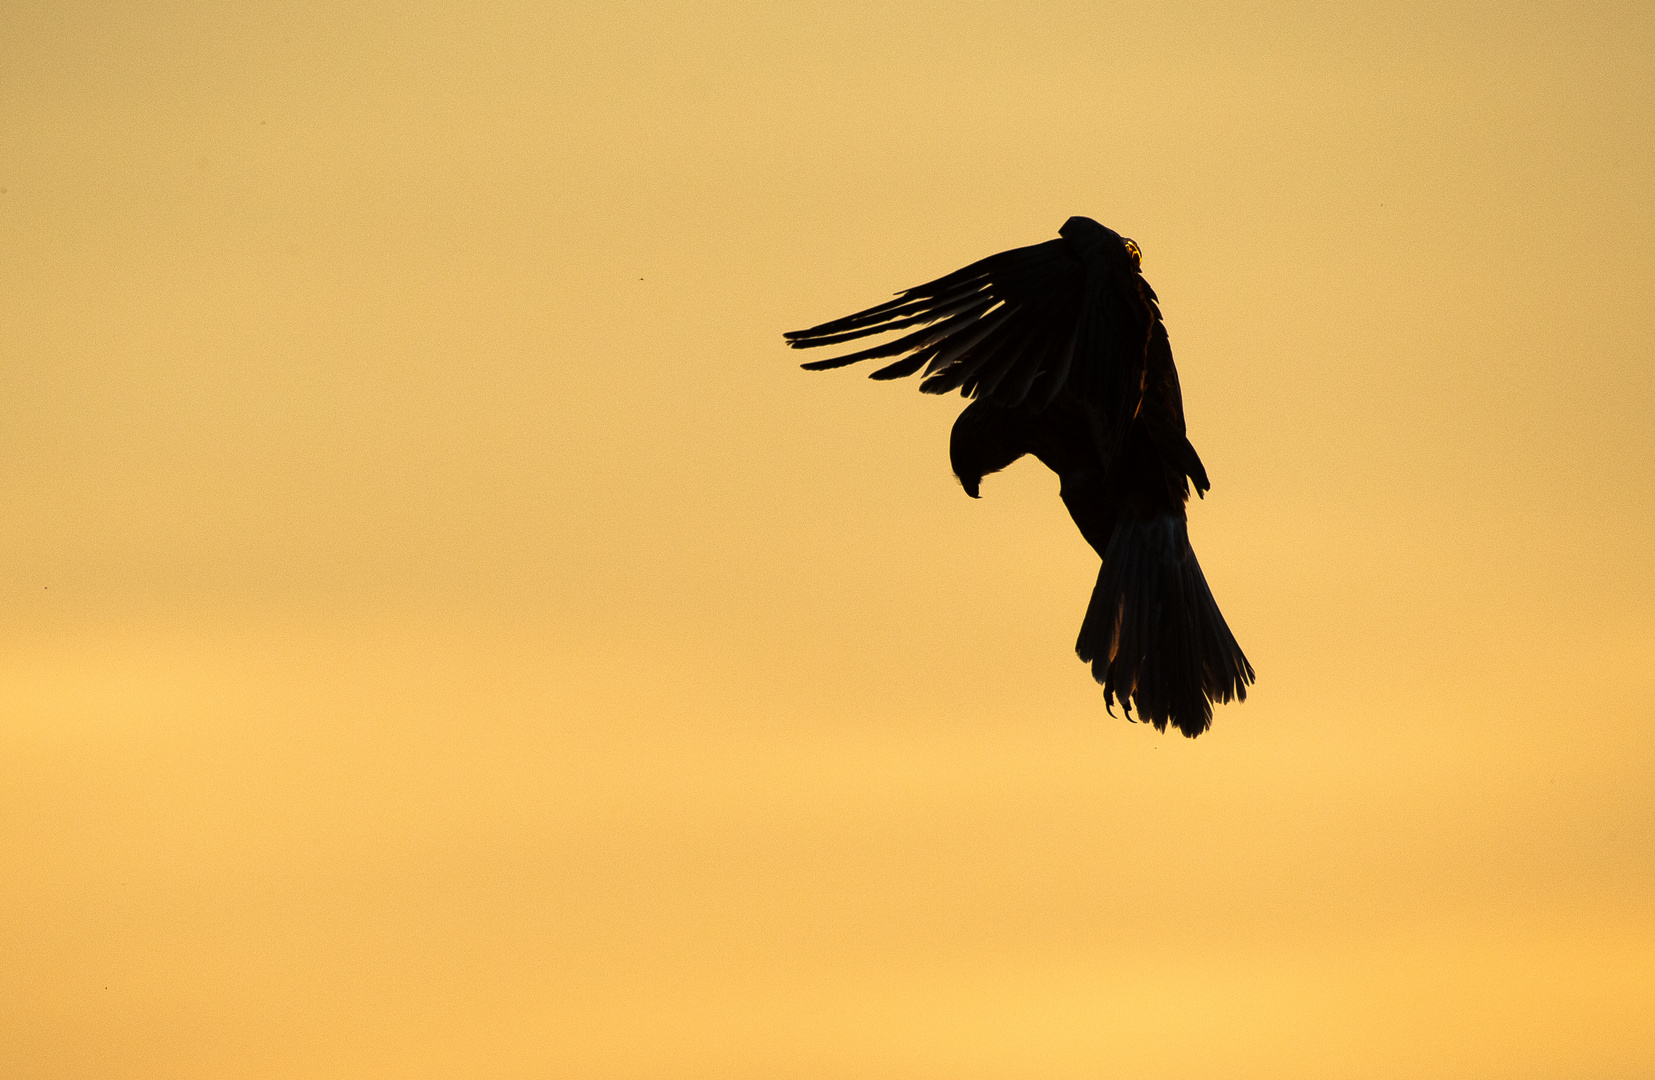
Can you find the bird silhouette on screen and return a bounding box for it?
[784,216,1253,737]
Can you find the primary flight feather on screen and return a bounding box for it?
[785,216,1253,737]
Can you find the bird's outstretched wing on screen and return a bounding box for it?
[783,237,1097,410]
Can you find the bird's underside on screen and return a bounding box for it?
[785,216,1253,737]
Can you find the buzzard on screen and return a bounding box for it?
[784,216,1252,737]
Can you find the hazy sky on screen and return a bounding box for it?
[3,2,1652,1077]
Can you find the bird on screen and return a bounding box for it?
[783,216,1253,737]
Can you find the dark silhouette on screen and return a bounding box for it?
[784,216,1253,736]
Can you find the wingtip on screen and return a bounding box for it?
[799,355,859,372]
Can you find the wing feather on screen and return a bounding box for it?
[919,302,1035,394]
[797,297,996,371]
[785,238,1091,405]
[785,225,1161,434]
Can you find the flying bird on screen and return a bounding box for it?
[784,216,1253,737]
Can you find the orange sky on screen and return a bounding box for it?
[3,2,1652,1076]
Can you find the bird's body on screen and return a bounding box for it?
[785,216,1252,736]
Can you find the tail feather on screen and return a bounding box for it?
[1075,515,1253,737]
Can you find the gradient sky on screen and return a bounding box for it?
[3,2,1653,1077]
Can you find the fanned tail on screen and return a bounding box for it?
[1075,515,1253,737]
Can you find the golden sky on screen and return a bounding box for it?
[3,1,1652,1076]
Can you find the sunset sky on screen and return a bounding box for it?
[3,2,1652,1076]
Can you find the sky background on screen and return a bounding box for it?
[3,1,1653,1076]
